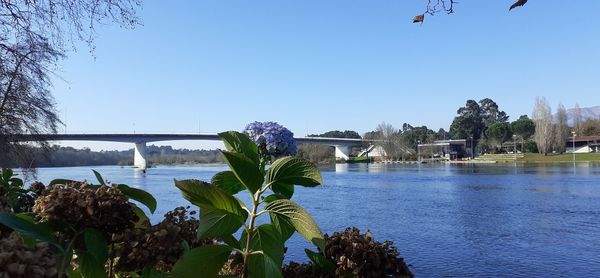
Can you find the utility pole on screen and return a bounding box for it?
[417,140,421,162]
[571,131,576,163]
[470,136,474,159]
[513,134,517,161]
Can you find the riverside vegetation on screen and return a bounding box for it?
[0,122,412,277]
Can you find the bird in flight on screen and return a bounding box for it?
[509,0,528,11]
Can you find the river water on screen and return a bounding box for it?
[27,163,600,277]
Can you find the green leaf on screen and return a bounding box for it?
[67,268,83,278]
[92,170,106,186]
[262,193,287,204]
[174,179,247,218]
[248,253,283,278]
[116,184,157,213]
[271,183,294,199]
[218,131,260,165]
[2,168,13,181]
[220,151,264,193]
[84,228,108,263]
[174,179,247,239]
[265,199,325,250]
[262,194,295,240]
[266,157,322,188]
[250,224,284,265]
[9,178,23,187]
[171,245,232,278]
[181,240,190,254]
[78,251,106,278]
[141,269,166,278]
[219,234,241,250]
[305,249,335,273]
[130,203,150,228]
[197,208,245,239]
[270,213,295,241]
[0,212,55,243]
[211,171,245,195]
[61,247,76,276]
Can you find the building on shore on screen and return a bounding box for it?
[566,136,600,153]
[417,139,471,161]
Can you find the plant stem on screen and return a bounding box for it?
[57,233,79,278]
[241,190,260,278]
[108,241,115,278]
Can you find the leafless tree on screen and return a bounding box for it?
[376,122,397,160]
[553,103,568,153]
[0,0,142,167]
[373,122,415,161]
[532,97,552,155]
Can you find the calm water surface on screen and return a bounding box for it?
[28,163,600,277]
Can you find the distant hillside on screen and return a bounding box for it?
[566,106,600,125]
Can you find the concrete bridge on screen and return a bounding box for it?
[7,133,368,169]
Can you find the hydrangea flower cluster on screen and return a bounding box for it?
[243,121,297,157]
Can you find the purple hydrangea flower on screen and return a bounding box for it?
[244,121,297,157]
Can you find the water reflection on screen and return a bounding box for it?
[28,163,600,277]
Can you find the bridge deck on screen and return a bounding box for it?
[5,133,368,146]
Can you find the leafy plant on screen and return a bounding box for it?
[173,131,325,278]
[0,170,157,277]
[0,168,35,213]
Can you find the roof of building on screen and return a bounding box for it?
[566,136,600,142]
[418,139,467,147]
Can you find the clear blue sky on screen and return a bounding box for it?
[53,1,600,150]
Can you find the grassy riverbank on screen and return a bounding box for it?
[519,153,600,162]
[473,153,600,163]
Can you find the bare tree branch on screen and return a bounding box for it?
[414,0,530,24]
[0,0,142,168]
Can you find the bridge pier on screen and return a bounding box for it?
[334,145,350,161]
[134,142,147,170]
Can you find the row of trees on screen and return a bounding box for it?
[531,98,600,155]
[364,123,448,161]
[532,97,562,154]
[1,145,224,168]
[365,97,600,158]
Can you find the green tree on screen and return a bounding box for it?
[436,128,451,140]
[479,98,509,125]
[510,115,536,140]
[401,124,436,150]
[309,130,361,139]
[450,100,485,140]
[450,98,509,142]
[484,122,513,153]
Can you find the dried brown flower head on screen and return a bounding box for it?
[28,182,46,196]
[219,255,244,276]
[115,206,215,273]
[324,227,413,278]
[282,261,331,278]
[283,227,412,278]
[32,182,138,236]
[0,235,58,277]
